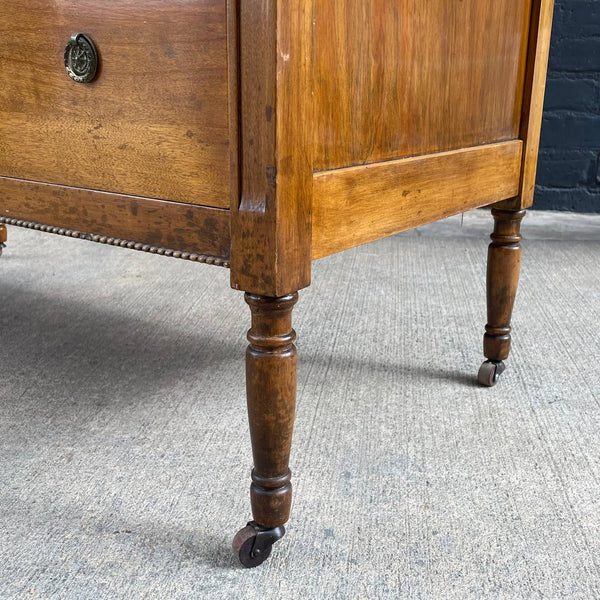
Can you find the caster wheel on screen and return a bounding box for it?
[0,243,4,257]
[232,521,285,568]
[478,360,506,387]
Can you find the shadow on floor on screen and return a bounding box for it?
[0,281,242,412]
[1,278,481,424]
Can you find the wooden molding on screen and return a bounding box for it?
[312,141,523,259]
[0,216,229,267]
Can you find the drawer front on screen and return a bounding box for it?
[0,1,230,208]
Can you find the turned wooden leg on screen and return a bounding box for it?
[479,208,526,386]
[0,223,6,256]
[233,292,298,568]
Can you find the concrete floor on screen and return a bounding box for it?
[1,210,599,599]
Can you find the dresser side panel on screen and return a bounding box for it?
[313,0,533,171]
[312,141,523,259]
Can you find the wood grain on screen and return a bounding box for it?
[230,0,313,296]
[0,0,230,208]
[497,0,556,211]
[484,209,526,361]
[313,0,532,171]
[245,293,298,528]
[312,141,523,259]
[0,177,230,259]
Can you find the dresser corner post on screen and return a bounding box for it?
[478,206,526,387]
[230,0,313,567]
[232,291,299,568]
[477,0,554,387]
[0,222,7,256]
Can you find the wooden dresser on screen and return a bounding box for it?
[0,0,555,567]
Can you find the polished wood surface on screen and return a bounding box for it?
[230,0,314,297]
[499,0,556,211]
[0,0,230,208]
[245,293,298,528]
[313,0,532,171]
[312,141,523,259]
[0,177,230,259]
[484,209,526,361]
[519,0,556,208]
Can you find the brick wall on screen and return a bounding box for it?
[534,0,600,212]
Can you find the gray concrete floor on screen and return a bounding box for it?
[1,210,599,599]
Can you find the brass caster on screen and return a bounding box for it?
[232,521,285,568]
[478,360,506,387]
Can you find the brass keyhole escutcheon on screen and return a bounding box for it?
[64,33,98,83]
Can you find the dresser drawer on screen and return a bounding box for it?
[0,0,231,208]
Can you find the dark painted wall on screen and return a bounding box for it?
[534,0,600,212]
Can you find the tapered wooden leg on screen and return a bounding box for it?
[479,208,526,386]
[0,223,6,256]
[233,292,298,567]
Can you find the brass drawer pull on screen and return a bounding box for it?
[64,33,98,83]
